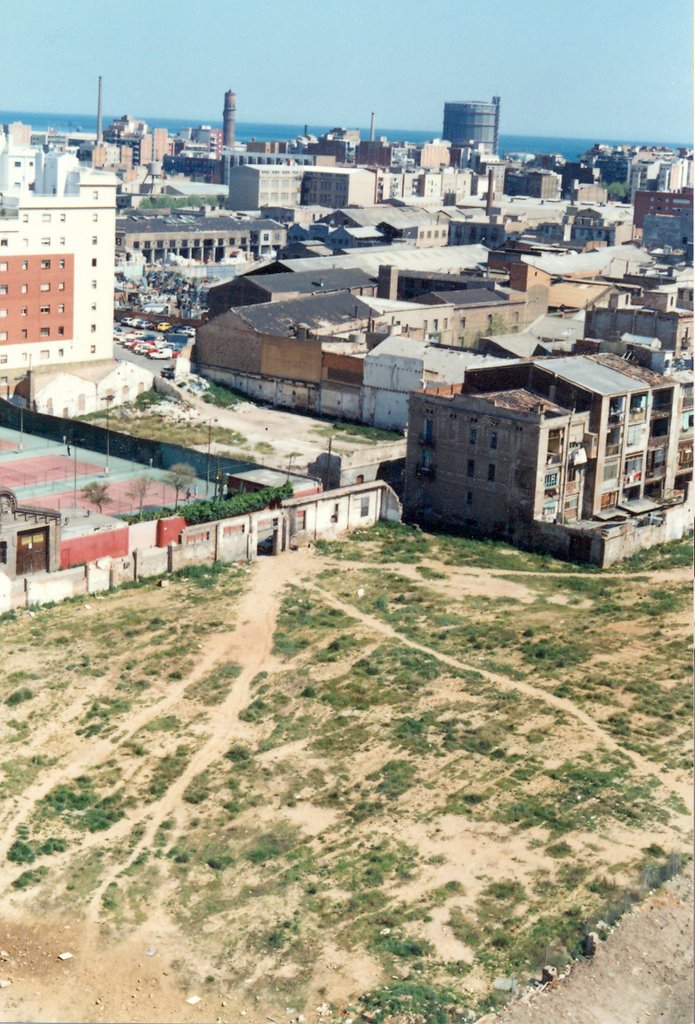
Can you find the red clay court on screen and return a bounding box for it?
[0,454,104,490]
[29,478,182,515]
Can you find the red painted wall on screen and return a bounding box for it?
[60,526,130,569]
[156,516,186,547]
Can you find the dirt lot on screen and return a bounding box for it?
[0,527,691,1022]
[491,871,693,1024]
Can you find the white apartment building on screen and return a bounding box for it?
[227,164,305,210]
[0,131,118,393]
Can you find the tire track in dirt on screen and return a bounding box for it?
[308,580,693,808]
[0,573,263,866]
[86,551,314,920]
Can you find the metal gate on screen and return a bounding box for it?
[16,528,48,576]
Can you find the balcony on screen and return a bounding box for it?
[623,471,642,485]
[645,464,666,480]
[608,412,624,425]
[605,443,621,457]
[628,409,647,423]
[546,452,562,467]
[650,407,671,420]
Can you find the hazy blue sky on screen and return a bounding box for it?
[3,0,692,140]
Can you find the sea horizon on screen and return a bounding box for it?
[0,109,690,163]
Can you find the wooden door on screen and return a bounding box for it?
[16,528,48,575]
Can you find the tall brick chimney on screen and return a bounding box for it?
[223,90,236,147]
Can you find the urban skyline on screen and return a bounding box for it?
[3,0,692,142]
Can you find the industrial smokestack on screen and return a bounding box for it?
[223,90,236,147]
[370,112,375,142]
[96,75,103,144]
[486,166,496,215]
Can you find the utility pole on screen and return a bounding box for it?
[104,394,114,474]
[324,433,333,490]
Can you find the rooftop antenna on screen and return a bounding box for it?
[96,75,103,144]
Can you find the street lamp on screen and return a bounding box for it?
[205,419,217,497]
[104,394,115,474]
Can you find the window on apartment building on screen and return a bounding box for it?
[0,239,7,247]
[0,332,6,342]
[0,285,6,295]
[57,303,64,313]
[469,426,477,445]
[422,417,434,443]
[40,259,51,269]
[40,350,49,359]
[58,348,64,357]
[0,541,7,565]
[60,213,66,222]
[58,259,65,268]
[59,237,65,245]
[57,327,64,336]
[41,237,50,246]
[92,213,98,222]
[331,502,340,523]
[91,280,97,289]
[92,190,99,200]
[490,431,498,449]
[21,260,27,270]
[91,258,97,267]
[40,305,50,314]
[91,236,98,245]
[20,307,27,316]
[488,463,496,482]
[90,324,96,333]
[467,458,475,478]
[21,330,27,339]
[20,284,28,294]
[0,355,6,364]
[360,496,370,517]
[0,263,6,272]
[90,345,96,354]
[22,214,28,223]
[544,472,558,489]
[600,490,618,510]
[42,213,51,223]
[58,282,65,291]
[40,282,50,292]
[40,328,50,337]
[90,303,97,311]
[0,309,6,318]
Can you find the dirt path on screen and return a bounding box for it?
[86,552,308,920]
[309,580,693,808]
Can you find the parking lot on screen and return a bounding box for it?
[112,317,193,375]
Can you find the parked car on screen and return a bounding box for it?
[120,317,140,327]
[132,318,150,329]
[149,348,173,360]
[160,367,176,380]
[178,326,196,337]
[155,322,173,332]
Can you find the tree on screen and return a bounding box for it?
[165,463,197,510]
[81,481,111,514]
[126,476,151,514]
[606,181,628,200]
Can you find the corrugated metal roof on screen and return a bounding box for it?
[534,355,648,394]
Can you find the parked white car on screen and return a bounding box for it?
[149,348,173,359]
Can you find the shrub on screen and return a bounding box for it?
[5,687,34,706]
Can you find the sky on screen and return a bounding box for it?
[2,0,692,141]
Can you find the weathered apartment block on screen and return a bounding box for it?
[404,354,691,553]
